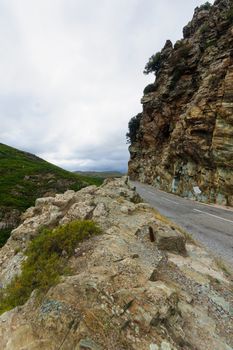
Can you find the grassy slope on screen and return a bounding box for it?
[0,143,102,246]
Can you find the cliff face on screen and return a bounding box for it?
[128,0,233,206]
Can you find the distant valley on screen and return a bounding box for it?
[75,170,124,179]
[0,143,102,246]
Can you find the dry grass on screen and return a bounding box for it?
[152,208,199,245]
[215,257,233,278]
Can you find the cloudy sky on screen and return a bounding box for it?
[0,0,213,172]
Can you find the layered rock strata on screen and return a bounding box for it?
[128,0,233,206]
[0,177,232,349]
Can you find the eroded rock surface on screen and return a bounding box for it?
[0,177,232,350]
[128,0,233,206]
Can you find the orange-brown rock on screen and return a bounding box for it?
[128,0,233,206]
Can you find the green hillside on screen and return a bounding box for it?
[0,143,102,246]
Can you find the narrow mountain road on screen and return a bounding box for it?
[131,181,233,266]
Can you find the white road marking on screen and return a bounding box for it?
[143,189,179,204]
[148,191,156,195]
[162,197,179,205]
[193,209,233,224]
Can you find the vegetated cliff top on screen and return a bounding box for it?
[128,0,233,206]
[0,177,232,349]
[0,143,102,246]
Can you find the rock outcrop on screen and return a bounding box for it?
[0,177,232,350]
[128,0,233,206]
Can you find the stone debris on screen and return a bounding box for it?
[78,338,103,350]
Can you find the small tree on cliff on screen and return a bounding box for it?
[143,52,161,75]
[199,2,211,11]
[126,113,142,144]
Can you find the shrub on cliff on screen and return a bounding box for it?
[199,2,211,11]
[0,220,101,314]
[200,22,209,35]
[226,6,233,22]
[143,83,156,94]
[143,52,161,75]
[126,113,142,144]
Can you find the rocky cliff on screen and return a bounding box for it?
[128,0,233,206]
[0,177,232,349]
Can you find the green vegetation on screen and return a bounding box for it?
[143,83,156,94]
[200,24,213,52]
[203,38,217,49]
[199,22,217,51]
[174,40,192,56]
[0,228,12,247]
[200,22,209,35]
[75,171,124,181]
[174,40,183,50]
[199,2,211,11]
[177,45,191,59]
[0,143,102,246]
[143,52,161,75]
[170,65,186,90]
[169,43,191,90]
[226,6,233,22]
[0,143,101,209]
[0,220,101,314]
[126,113,142,144]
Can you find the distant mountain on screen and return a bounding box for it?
[0,143,102,246]
[75,170,125,179]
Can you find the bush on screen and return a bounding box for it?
[199,2,211,11]
[143,84,156,94]
[169,66,184,90]
[0,220,101,314]
[174,40,183,50]
[143,52,161,75]
[226,7,233,22]
[126,114,142,144]
[172,43,191,67]
[0,228,12,247]
[199,22,209,35]
[203,38,217,49]
[178,45,191,59]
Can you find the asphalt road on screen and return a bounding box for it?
[131,181,233,266]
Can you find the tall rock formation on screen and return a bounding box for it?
[128,0,233,206]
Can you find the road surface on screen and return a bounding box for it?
[131,181,233,266]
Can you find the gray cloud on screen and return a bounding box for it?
[0,0,213,171]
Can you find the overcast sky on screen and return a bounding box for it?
[0,0,213,172]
